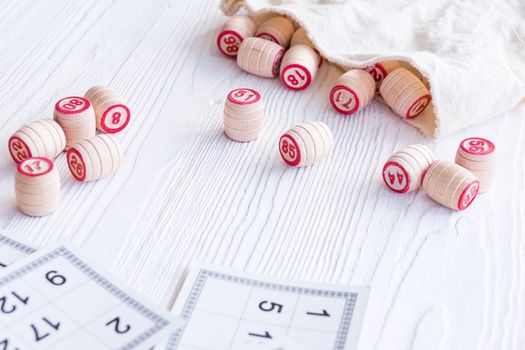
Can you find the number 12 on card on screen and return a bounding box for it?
[0,244,183,350]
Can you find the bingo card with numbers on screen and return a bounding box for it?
[0,232,36,268]
[0,243,184,349]
[162,264,370,350]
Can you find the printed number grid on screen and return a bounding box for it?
[0,246,170,350]
[0,234,36,268]
[165,269,359,349]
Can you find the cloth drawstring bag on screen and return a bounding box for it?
[221,0,525,138]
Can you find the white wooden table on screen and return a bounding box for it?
[0,1,524,349]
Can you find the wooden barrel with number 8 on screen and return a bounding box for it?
[85,86,131,134]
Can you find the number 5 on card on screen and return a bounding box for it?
[159,263,369,350]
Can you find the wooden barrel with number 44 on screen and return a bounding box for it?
[382,144,435,193]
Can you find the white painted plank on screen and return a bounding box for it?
[0,1,523,349]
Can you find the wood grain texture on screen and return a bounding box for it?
[0,1,524,349]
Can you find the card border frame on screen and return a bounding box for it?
[0,246,172,350]
[165,268,360,349]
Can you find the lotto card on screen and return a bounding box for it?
[161,264,370,350]
[0,232,37,268]
[0,243,184,349]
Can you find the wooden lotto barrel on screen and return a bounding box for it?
[216,15,256,57]
[53,96,96,148]
[15,157,60,216]
[455,137,496,193]
[85,85,131,134]
[279,121,334,167]
[365,61,401,92]
[256,16,295,48]
[379,68,431,119]
[422,160,479,211]
[67,135,124,182]
[280,45,320,90]
[8,119,65,164]
[223,88,264,142]
[382,144,434,193]
[290,28,322,66]
[329,70,375,115]
[237,37,285,78]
